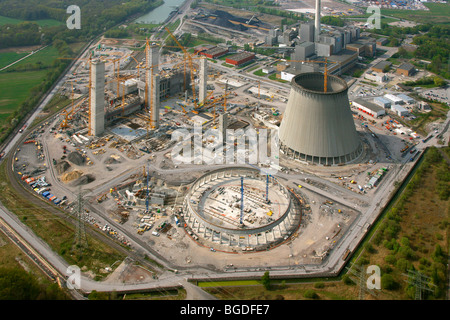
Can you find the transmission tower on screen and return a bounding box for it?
[346,263,378,300]
[73,188,89,255]
[403,270,435,300]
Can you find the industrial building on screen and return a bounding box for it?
[84,39,196,137]
[391,104,409,117]
[371,60,392,73]
[384,94,404,105]
[279,72,363,165]
[225,52,256,66]
[364,71,389,83]
[282,49,357,82]
[376,37,388,46]
[352,98,386,118]
[396,62,416,76]
[373,96,392,109]
[397,93,415,105]
[200,46,229,59]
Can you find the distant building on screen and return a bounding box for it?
[299,22,315,42]
[200,46,229,59]
[364,71,389,83]
[376,37,388,46]
[396,63,416,76]
[371,61,392,73]
[225,52,255,66]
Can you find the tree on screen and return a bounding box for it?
[261,271,271,290]
[381,274,400,290]
[433,76,445,87]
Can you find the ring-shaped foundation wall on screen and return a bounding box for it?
[182,167,302,252]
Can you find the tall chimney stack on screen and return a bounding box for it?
[315,0,321,42]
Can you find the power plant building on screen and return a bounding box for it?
[279,73,363,165]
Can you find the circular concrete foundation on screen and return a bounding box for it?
[182,167,302,252]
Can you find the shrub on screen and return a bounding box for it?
[381,274,400,290]
[314,282,325,289]
[303,289,319,299]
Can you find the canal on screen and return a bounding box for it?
[134,0,186,24]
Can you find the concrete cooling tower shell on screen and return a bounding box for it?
[279,72,363,165]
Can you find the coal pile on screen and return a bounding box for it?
[55,160,71,175]
[68,151,85,166]
[72,174,96,186]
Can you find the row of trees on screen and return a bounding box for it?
[0,268,68,299]
[0,22,42,49]
[0,0,162,46]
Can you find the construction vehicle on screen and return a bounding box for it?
[97,193,108,203]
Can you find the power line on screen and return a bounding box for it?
[403,269,435,300]
[346,262,378,300]
[73,188,89,256]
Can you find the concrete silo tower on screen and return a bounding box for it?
[279,72,363,165]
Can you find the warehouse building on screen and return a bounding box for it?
[396,63,416,76]
[225,52,256,66]
[392,104,409,117]
[397,93,415,105]
[371,60,392,73]
[373,96,391,109]
[352,98,386,118]
[200,46,229,59]
[384,94,404,105]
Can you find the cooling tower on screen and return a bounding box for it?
[279,72,363,165]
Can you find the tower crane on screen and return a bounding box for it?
[164,27,198,108]
[283,58,338,93]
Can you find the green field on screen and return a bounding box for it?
[0,51,29,69]
[0,70,48,118]
[0,45,59,125]
[381,3,450,24]
[8,45,59,69]
[0,15,63,27]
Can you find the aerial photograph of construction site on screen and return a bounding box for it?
[0,0,449,308]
